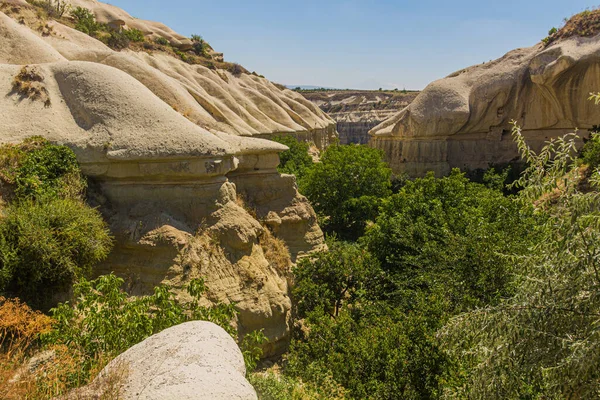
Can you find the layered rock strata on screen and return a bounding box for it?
[302,90,418,144]
[370,36,600,176]
[0,1,328,355]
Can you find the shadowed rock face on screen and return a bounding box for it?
[0,1,328,356]
[370,35,600,176]
[302,90,418,145]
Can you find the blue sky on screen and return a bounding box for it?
[110,0,594,90]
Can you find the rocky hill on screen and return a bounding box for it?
[370,21,600,176]
[301,90,418,144]
[0,0,332,355]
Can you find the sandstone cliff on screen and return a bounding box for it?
[370,34,600,176]
[303,90,418,144]
[0,0,329,355]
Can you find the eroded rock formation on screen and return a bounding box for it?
[303,90,418,144]
[66,322,258,400]
[370,36,600,176]
[0,0,328,355]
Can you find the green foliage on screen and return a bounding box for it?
[441,122,600,398]
[287,305,450,400]
[106,30,130,50]
[191,34,208,56]
[13,140,82,200]
[70,7,101,36]
[122,28,145,43]
[300,144,392,240]
[240,330,268,372]
[363,169,535,313]
[0,138,112,308]
[292,241,385,318]
[581,132,600,169]
[0,198,112,308]
[154,36,169,46]
[271,135,313,180]
[44,274,238,377]
[249,370,348,400]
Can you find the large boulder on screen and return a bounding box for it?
[68,321,257,400]
[370,34,600,176]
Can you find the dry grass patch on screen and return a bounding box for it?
[544,7,600,46]
[260,227,292,274]
[11,66,51,107]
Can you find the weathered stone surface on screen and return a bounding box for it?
[302,90,418,145]
[70,322,257,400]
[370,36,600,176]
[0,0,327,355]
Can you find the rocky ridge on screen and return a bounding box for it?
[302,90,418,144]
[370,34,600,176]
[0,0,329,355]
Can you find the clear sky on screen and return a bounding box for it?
[109,0,594,90]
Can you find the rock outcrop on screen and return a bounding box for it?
[68,322,257,400]
[303,90,418,144]
[370,35,600,176]
[0,0,328,355]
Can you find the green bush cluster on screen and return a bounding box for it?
[123,28,145,43]
[0,138,112,309]
[71,6,101,36]
[44,274,265,382]
[300,144,392,240]
[191,34,208,57]
[581,131,600,169]
[283,171,536,399]
[271,135,314,180]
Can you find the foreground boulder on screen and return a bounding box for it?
[69,322,257,400]
[370,33,600,176]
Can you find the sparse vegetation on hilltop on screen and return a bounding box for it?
[543,7,600,45]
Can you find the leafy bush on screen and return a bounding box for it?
[106,30,130,50]
[363,169,536,313]
[441,122,600,398]
[271,135,313,180]
[0,138,112,308]
[122,28,145,43]
[44,275,235,375]
[292,241,385,318]
[0,198,112,308]
[228,63,245,76]
[70,6,101,36]
[13,140,82,200]
[249,370,348,400]
[154,36,169,46]
[191,34,208,56]
[300,144,392,240]
[45,274,265,376]
[27,0,70,18]
[581,132,600,169]
[287,305,450,400]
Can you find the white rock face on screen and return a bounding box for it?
[93,322,257,400]
[370,35,600,176]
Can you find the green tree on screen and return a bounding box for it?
[271,135,314,180]
[363,169,535,313]
[441,122,600,399]
[300,144,392,240]
[292,241,386,318]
